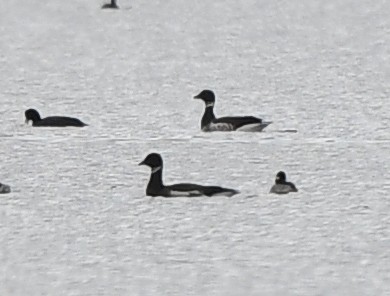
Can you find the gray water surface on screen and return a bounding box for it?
[0,0,389,295]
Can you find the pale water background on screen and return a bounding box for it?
[0,0,389,295]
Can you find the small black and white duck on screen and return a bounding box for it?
[269,171,298,194]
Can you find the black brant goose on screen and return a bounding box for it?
[194,90,271,132]
[139,153,239,197]
[25,109,87,127]
[102,0,119,9]
[0,182,11,194]
[269,171,298,194]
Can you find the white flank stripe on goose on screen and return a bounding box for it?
[170,190,202,197]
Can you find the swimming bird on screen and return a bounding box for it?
[102,0,119,9]
[25,109,87,127]
[269,171,298,194]
[139,153,239,197]
[0,183,11,194]
[194,90,271,132]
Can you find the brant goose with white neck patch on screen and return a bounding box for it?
[102,0,119,9]
[194,90,271,132]
[25,109,87,127]
[0,182,11,194]
[270,171,298,194]
[139,153,239,197]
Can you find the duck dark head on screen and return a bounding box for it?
[25,109,41,124]
[139,153,163,169]
[275,171,287,184]
[194,90,215,105]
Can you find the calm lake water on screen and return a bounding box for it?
[0,0,389,295]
